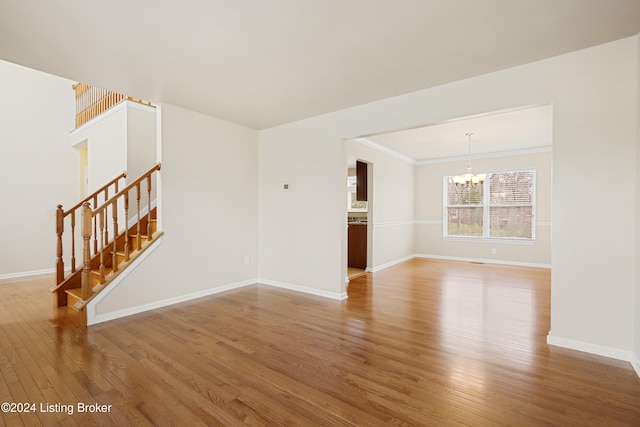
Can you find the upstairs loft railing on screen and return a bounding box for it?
[55,163,161,306]
[73,83,155,128]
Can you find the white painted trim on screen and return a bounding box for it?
[369,253,551,272]
[631,353,640,379]
[90,274,348,325]
[376,219,549,227]
[155,103,163,232]
[89,279,256,325]
[414,253,551,269]
[443,236,536,245]
[86,236,164,325]
[370,254,415,273]
[258,278,348,300]
[128,198,158,229]
[547,333,635,364]
[70,100,155,136]
[0,267,74,282]
[352,135,551,167]
[416,146,552,165]
[353,137,416,164]
[0,268,55,281]
[372,221,414,227]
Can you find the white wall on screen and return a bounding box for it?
[414,150,552,267]
[92,103,259,316]
[71,106,127,196]
[126,104,157,182]
[258,119,347,297]
[70,101,157,197]
[0,60,77,277]
[345,139,415,272]
[548,38,636,354]
[258,37,638,355]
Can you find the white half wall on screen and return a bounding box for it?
[126,103,157,181]
[258,36,638,356]
[0,60,77,276]
[72,105,127,195]
[92,103,259,316]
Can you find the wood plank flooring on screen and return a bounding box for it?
[1,259,639,426]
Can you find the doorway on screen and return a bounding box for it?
[346,159,372,280]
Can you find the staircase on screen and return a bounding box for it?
[51,163,162,322]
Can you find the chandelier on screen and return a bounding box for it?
[452,132,485,189]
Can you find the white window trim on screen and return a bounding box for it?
[442,168,536,242]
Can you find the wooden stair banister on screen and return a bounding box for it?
[52,163,162,315]
[55,171,127,288]
[79,163,161,303]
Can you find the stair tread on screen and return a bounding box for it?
[91,267,114,276]
[65,288,82,297]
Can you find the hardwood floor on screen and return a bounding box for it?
[347,267,367,280]
[1,259,639,426]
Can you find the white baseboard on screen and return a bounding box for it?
[0,268,54,281]
[258,278,348,301]
[547,333,635,364]
[88,277,256,326]
[415,253,551,269]
[0,267,73,282]
[89,259,347,324]
[367,253,551,274]
[631,352,640,378]
[370,254,415,273]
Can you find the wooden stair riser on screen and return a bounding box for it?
[128,234,151,251]
[54,215,157,311]
[65,288,83,309]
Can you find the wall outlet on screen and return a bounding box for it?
[244,256,250,265]
[491,248,497,255]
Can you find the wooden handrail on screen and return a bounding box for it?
[93,164,161,214]
[72,83,155,128]
[64,172,127,216]
[56,171,127,284]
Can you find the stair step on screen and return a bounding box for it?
[64,288,86,310]
[91,266,114,287]
[128,233,151,250]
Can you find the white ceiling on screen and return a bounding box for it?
[358,104,553,162]
[0,1,639,130]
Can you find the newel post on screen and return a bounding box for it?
[81,202,93,301]
[55,205,64,285]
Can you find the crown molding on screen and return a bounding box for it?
[416,146,552,165]
[353,136,552,166]
[353,138,417,164]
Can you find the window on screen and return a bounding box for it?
[444,169,535,240]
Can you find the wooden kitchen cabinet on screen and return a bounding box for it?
[356,160,367,201]
[348,223,367,269]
